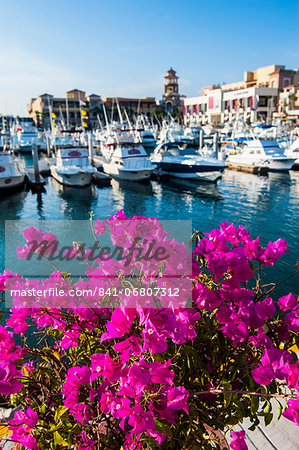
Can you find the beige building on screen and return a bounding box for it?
[202,64,299,94]
[102,97,158,116]
[28,89,102,129]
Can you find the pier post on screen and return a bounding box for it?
[88,133,94,165]
[199,129,203,149]
[32,141,41,183]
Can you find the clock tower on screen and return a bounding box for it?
[163,68,181,112]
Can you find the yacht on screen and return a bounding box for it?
[150,141,226,182]
[0,149,26,190]
[226,139,295,173]
[101,131,156,181]
[50,147,95,187]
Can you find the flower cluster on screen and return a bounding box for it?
[0,212,298,449]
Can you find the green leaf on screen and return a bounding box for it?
[248,417,260,431]
[54,406,69,423]
[263,401,272,415]
[154,419,173,438]
[264,412,273,426]
[250,395,259,415]
[54,431,68,446]
[277,400,283,420]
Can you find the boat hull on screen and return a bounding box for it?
[102,163,154,181]
[268,158,296,171]
[50,168,93,187]
[0,174,25,190]
[155,162,224,182]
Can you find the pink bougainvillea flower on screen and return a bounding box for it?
[278,293,298,312]
[167,386,189,414]
[128,405,156,434]
[230,430,248,450]
[0,360,23,395]
[282,396,299,426]
[94,219,107,235]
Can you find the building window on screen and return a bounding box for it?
[259,96,267,107]
[283,78,291,88]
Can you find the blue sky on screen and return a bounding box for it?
[0,0,298,115]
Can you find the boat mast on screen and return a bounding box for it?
[66,96,70,129]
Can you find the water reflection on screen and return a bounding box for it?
[162,178,223,202]
[111,179,154,217]
[0,189,27,220]
[51,178,98,219]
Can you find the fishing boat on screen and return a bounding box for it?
[150,141,226,182]
[226,139,295,173]
[0,149,26,190]
[50,147,95,187]
[101,131,156,181]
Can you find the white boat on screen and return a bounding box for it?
[226,139,295,173]
[150,141,226,182]
[0,149,26,190]
[50,147,95,187]
[15,123,41,152]
[285,137,299,169]
[101,132,156,181]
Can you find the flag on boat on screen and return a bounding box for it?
[79,100,86,106]
[81,110,88,116]
[51,112,56,118]
[82,122,88,128]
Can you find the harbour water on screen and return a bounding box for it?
[1,168,298,298]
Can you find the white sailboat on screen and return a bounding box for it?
[50,147,95,187]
